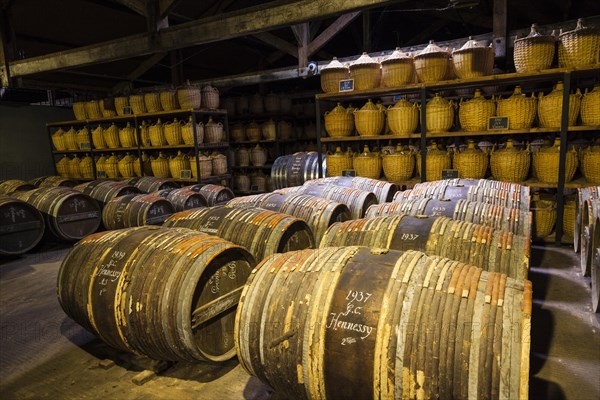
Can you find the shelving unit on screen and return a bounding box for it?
[46,108,233,188]
[314,65,600,245]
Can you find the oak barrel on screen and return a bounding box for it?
[580,195,600,276]
[575,186,600,253]
[126,176,179,193]
[163,206,315,262]
[271,152,325,189]
[305,176,399,203]
[320,215,530,280]
[29,176,77,188]
[593,217,600,313]
[102,193,175,230]
[235,247,531,400]
[366,197,531,237]
[57,226,255,361]
[74,180,141,207]
[158,188,208,211]
[227,192,351,243]
[11,187,101,241]
[0,195,45,256]
[185,184,235,206]
[0,180,36,195]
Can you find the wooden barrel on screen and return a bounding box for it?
[235,247,531,400]
[158,188,208,211]
[366,198,531,237]
[57,226,255,362]
[0,195,45,256]
[227,192,351,244]
[574,186,600,253]
[163,206,315,262]
[271,152,325,189]
[305,176,398,203]
[275,183,377,220]
[0,179,36,195]
[126,176,179,193]
[320,215,529,280]
[74,180,141,207]
[11,187,101,241]
[185,184,235,206]
[592,217,600,313]
[29,176,77,188]
[102,193,175,230]
[580,196,600,276]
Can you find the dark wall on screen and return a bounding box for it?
[0,104,74,180]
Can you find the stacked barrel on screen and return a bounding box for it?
[574,186,600,312]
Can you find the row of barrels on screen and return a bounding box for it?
[271,152,325,189]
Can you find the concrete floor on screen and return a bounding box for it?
[0,242,599,400]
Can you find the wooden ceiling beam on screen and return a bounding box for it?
[307,11,360,56]
[110,0,146,16]
[253,32,298,58]
[9,0,401,78]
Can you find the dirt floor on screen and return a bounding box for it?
[0,242,599,400]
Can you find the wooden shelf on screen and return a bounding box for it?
[232,139,278,145]
[52,149,91,154]
[232,164,273,170]
[321,133,419,143]
[93,147,139,152]
[522,177,598,189]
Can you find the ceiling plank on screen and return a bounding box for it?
[9,0,402,78]
[307,11,360,56]
[111,0,146,16]
[253,32,298,58]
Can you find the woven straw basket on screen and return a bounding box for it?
[182,117,204,145]
[251,173,267,192]
[72,102,87,120]
[250,144,268,166]
[246,121,261,141]
[211,152,228,175]
[76,127,90,149]
[387,98,419,135]
[262,119,277,140]
[99,98,117,118]
[381,48,414,87]
[79,155,94,179]
[513,24,555,73]
[581,85,600,126]
[349,53,382,90]
[56,156,70,177]
[353,145,382,179]
[119,122,136,148]
[383,144,415,181]
[326,147,353,177]
[490,140,530,182]
[452,37,494,79]
[160,90,179,111]
[169,151,190,179]
[69,156,81,178]
[102,124,120,149]
[134,153,152,177]
[104,155,120,179]
[532,196,556,238]
[139,121,151,147]
[558,19,600,68]
[235,174,250,192]
[164,119,183,146]
[177,82,201,109]
[414,41,450,83]
[496,86,537,129]
[235,147,250,167]
[426,94,455,132]
[459,89,496,131]
[264,93,281,113]
[453,140,489,179]
[231,123,246,142]
[191,154,212,179]
[581,145,600,183]
[95,155,106,176]
[416,142,452,181]
[278,121,293,140]
[129,94,146,114]
[205,117,224,143]
[118,153,136,178]
[114,97,129,116]
[354,99,385,136]
[149,119,167,146]
[85,101,102,119]
[51,128,66,151]
[325,103,354,137]
[202,85,220,109]
[320,58,350,93]
[151,153,171,178]
[538,81,582,128]
[563,199,577,239]
[533,138,578,184]
[63,127,78,150]
[144,92,162,113]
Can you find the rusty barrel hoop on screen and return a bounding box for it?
[0,195,45,256]
[11,187,101,241]
[126,176,179,193]
[235,247,531,399]
[29,176,77,188]
[0,179,36,195]
[57,226,256,362]
[163,205,315,262]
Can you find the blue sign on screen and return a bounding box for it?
[339,79,354,92]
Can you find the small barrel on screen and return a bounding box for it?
[228,192,351,243]
[271,152,326,189]
[164,206,315,261]
[126,176,179,193]
[235,247,531,400]
[580,196,600,276]
[158,188,208,211]
[0,180,36,195]
[305,176,399,203]
[102,193,175,230]
[29,176,77,188]
[74,180,141,207]
[0,195,45,256]
[575,186,600,253]
[320,214,530,280]
[366,197,531,237]
[57,226,256,362]
[592,217,600,313]
[11,187,101,241]
[185,184,235,206]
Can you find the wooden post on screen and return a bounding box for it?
[492,0,507,59]
[362,10,371,53]
[0,9,11,87]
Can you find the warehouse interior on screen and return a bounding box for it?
[1,0,600,399]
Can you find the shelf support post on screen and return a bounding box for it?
[420,88,427,183]
[316,99,323,178]
[555,72,570,245]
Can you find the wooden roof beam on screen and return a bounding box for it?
[110,0,146,16]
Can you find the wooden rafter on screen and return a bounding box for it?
[111,0,146,16]
[307,12,360,56]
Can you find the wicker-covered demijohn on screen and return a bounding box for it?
[496,86,537,129]
[558,18,600,68]
[513,24,556,73]
[353,145,382,179]
[177,82,201,109]
[349,52,381,90]
[580,85,600,126]
[381,47,415,87]
[382,144,415,182]
[490,139,530,182]
[416,142,451,181]
[426,94,455,132]
[581,144,600,183]
[452,36,494,79]
[452,140,489,179]
[354,99,385,136]
[320,57,350,93]
[532,138,578,184]
[532,195,557,238]
[326,147,353,177]
[387,98,419,135]
[458,89,496,132]
[538,81,581,128]
[324,103,354,137]
[414,40,450,83]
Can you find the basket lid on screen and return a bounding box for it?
[389,97,416,109]
[350,52,380,68]
[356,144,374,158]
[559,18,600,38]
[321,57,348,71]
[328,103,347,114]
[358,99,380,111]
[415,40,449,59]
[463,89,493,104]
[427,93,451,107]
[460,140,483,153]
[381,47,413,64]
[453,36,490,54]
[514,24,554,44]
